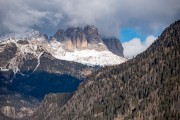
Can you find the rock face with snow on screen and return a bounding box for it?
[53,25,126,66]
[0,26,126,67]
[0,30,94,119]
[0,27,126,74]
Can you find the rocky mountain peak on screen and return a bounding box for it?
[0,25,127,68]
[83,25,99,36]
[54,29,66,42]
[83,25,102,44]
[65,27,85,49]
[102,37,124,57]
[53,25,125,55]
[65,27,83,39]
[53,25,107,51]
[84,25,98,33]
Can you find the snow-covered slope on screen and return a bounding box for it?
[52,49,126,66]
[0,30,127,66]
[47,39,127,66]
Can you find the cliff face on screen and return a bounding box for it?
[0,43,17,67]
[54,25,124,53]
[54,27,88,51]
[102,38,124,57]
[54,25,125,56]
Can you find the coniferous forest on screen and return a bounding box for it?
[30,21,180,120]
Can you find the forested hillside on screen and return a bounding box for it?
[32,20,180,120]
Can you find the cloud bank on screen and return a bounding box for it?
[122,35,157,58]
[0,0,180,37]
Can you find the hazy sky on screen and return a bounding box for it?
[0,0,180,57]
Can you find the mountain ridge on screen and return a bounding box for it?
[0,25,126,66]
[31,20,180,120]
[0,25,126,119]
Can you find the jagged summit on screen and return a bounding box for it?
[53,25,125,60]
[52,25,126,66]
[54,25,107,51]
[0,26,126,66]
[84,25,102,44]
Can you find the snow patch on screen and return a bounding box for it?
[33,52,44,72]
[52,49,127,66]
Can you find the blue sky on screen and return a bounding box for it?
[120,28,162,43]
[120,28,162,58]
[120,28,146,43]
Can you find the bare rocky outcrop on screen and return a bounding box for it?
[54,25,125,54]
[102,38,124,57]
[0,43,17,67]
[54,25,108,51]
[1,106,16,118]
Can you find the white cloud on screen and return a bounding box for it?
[0,0,180,36]
[122,35,156,58]
[145,35,157,46]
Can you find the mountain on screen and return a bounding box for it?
[0,26,126,67]
[54,25,106,51]
[53,25,126,66]
[0,48,93,119]
[0,30,94,119]
[31,20,180,120]
[0,25,126,119]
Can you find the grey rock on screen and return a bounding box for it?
[102,38,124,57]
[53,25,107,51]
